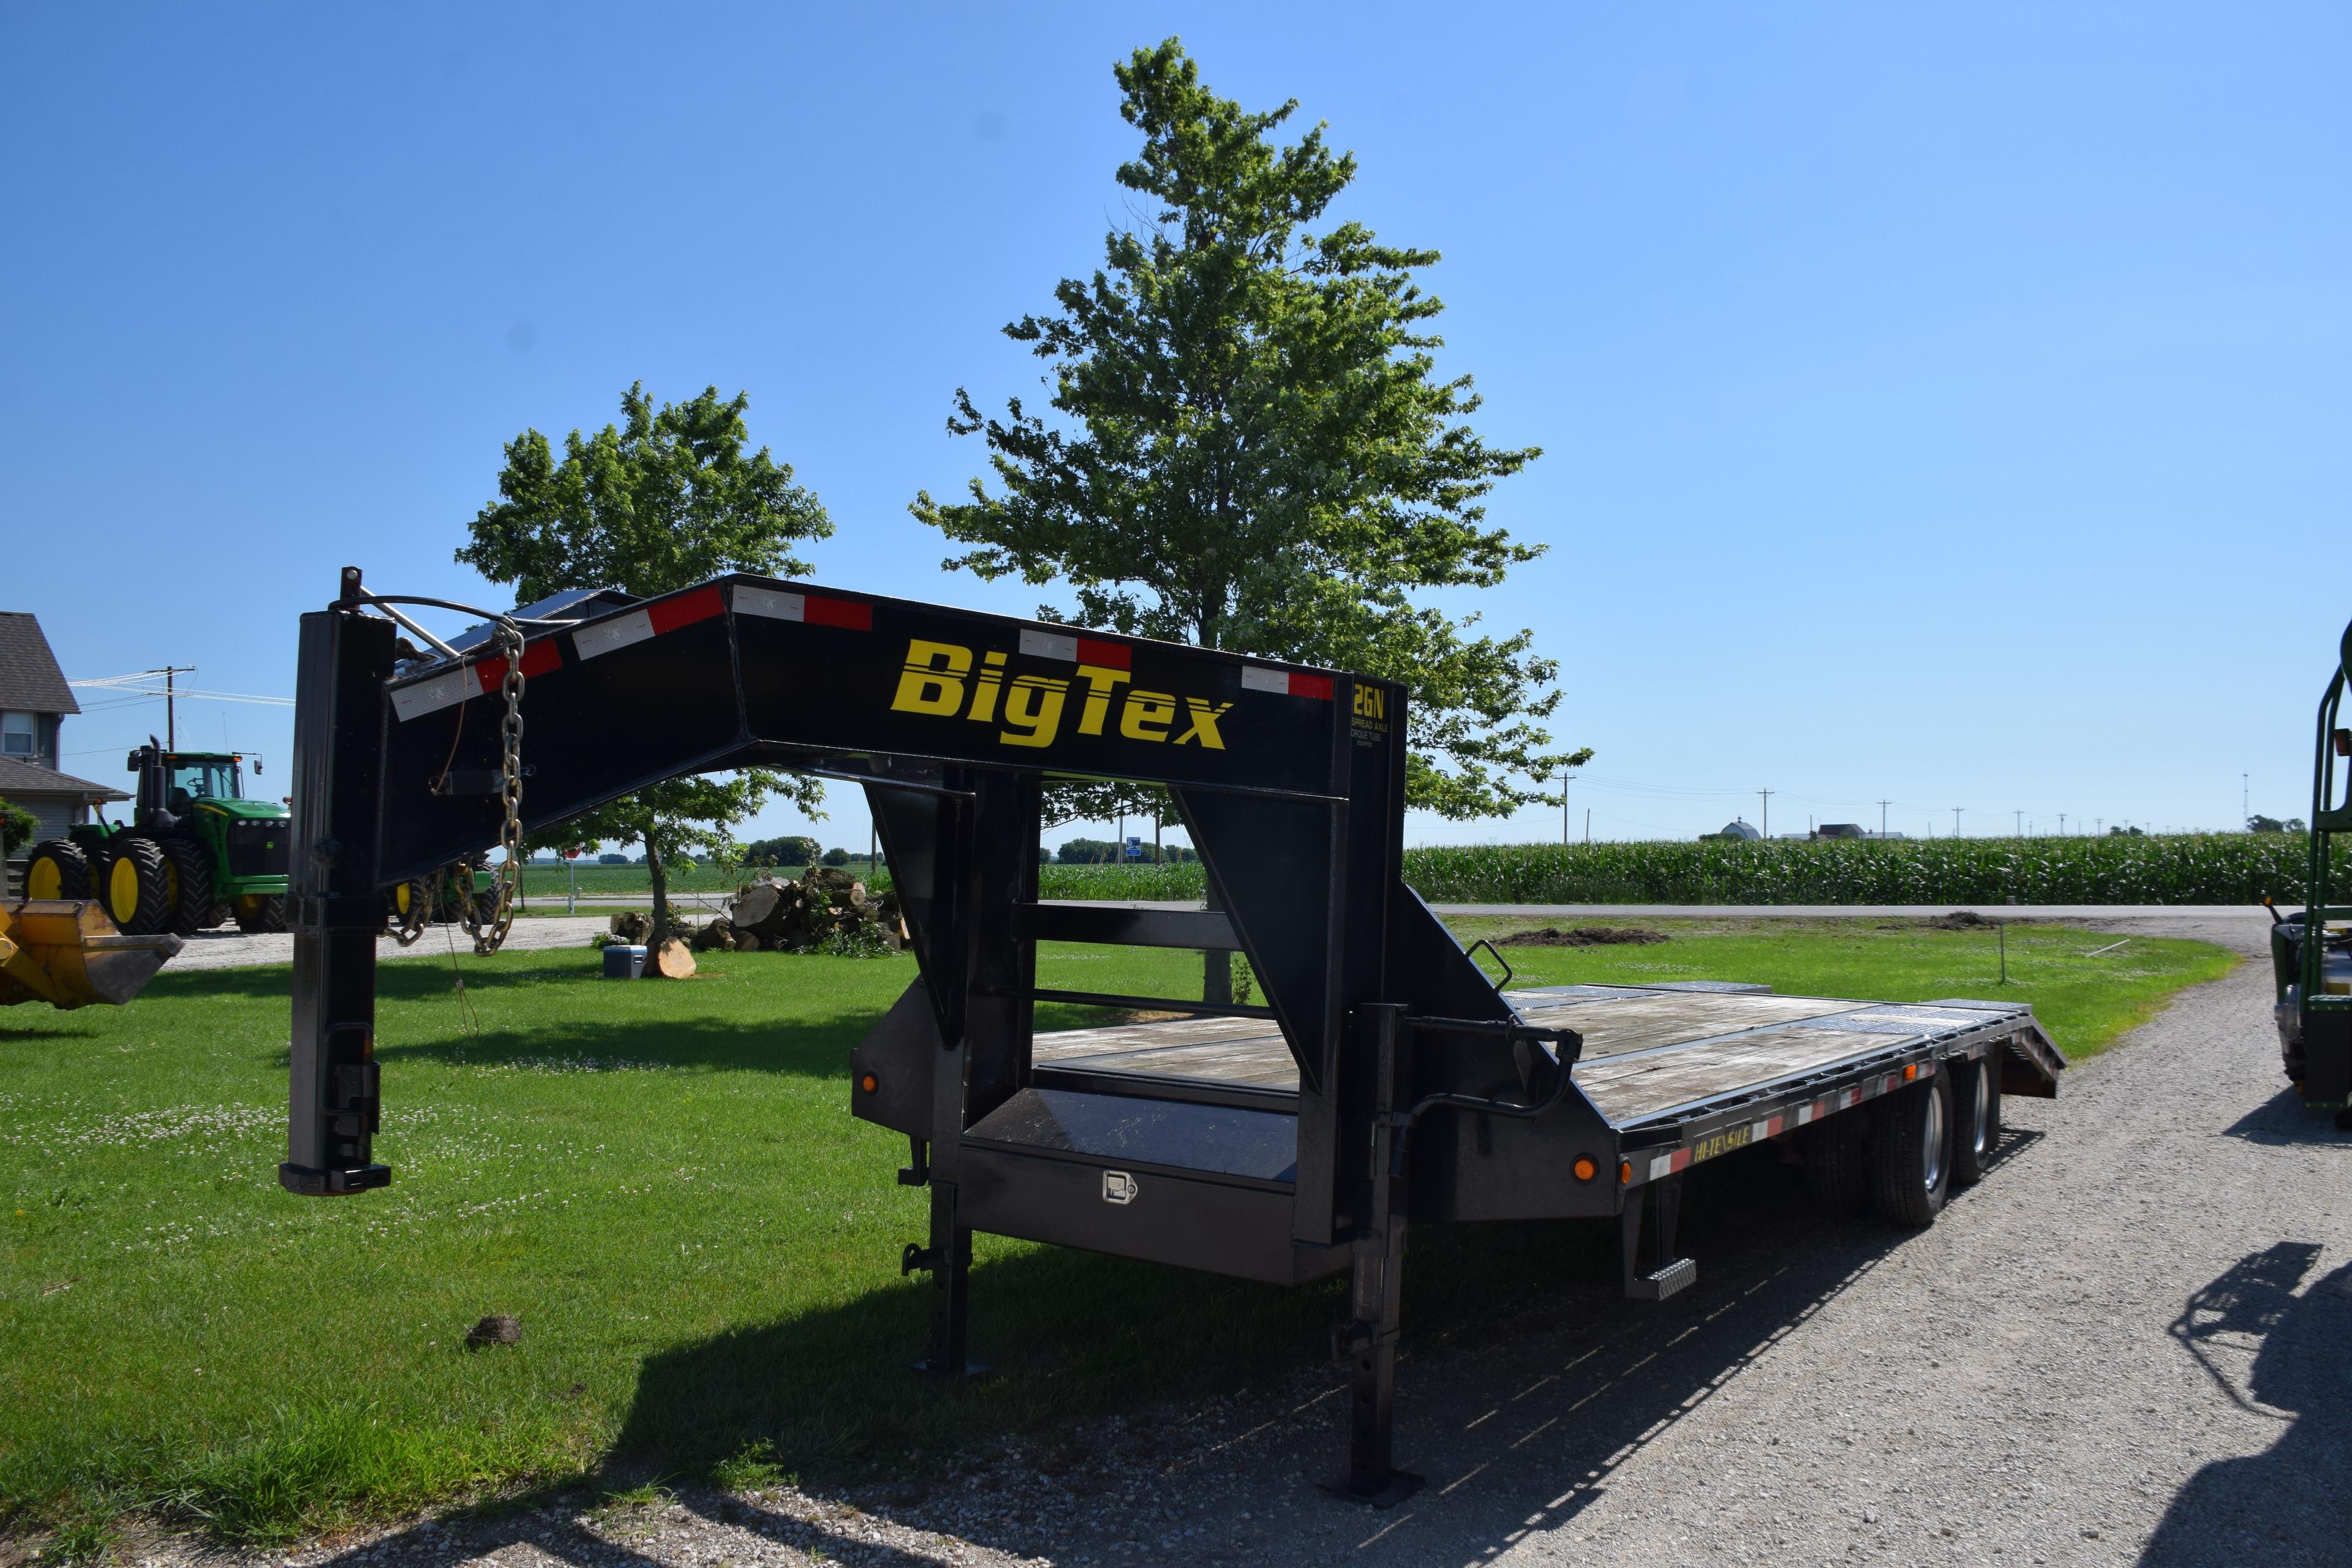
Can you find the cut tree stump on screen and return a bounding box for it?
[648,938,696,979]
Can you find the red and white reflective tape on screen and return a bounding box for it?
[1017,628,1130,669]
[1239,665,1333,701]
[734,584,872,631]
[389,639,560,723]
[571,584,727,661]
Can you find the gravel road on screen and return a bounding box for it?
[127,913,2350,1568]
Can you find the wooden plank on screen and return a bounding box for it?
[1505,990,1869,1061]
[1575,1025,1908,1123]
[1022,986,2034,1125]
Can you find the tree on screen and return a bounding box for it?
[911,39,1587,820]
[2248,815,2308,834]
[458,382,834,961]
[0,797,34,858]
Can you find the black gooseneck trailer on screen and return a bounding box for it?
[281,568,2063,1503]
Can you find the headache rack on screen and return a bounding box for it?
[280,565,2062,1504]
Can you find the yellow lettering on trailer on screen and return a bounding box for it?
[1121,690,1178,742]
[892,641,971,716]
[1175,698,1233,749]
[999,676,1071,748]
[1073,665,1131,736]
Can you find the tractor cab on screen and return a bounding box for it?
[129,745,265,824]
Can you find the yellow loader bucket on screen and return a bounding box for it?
[0,900,184,1009]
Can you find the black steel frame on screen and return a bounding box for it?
[277,566,2052,1501]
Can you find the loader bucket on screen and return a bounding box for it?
[0,900,184,1009]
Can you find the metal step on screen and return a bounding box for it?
[1626,1257,1697,1301]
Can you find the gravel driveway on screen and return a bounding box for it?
[136,913,2351,1568]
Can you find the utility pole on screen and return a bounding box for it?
[2243,772,2249,827]
[2059,812,2066,835]
[1878,799,1890,840]
[1953,807,1964,838]
[1584,808,1591,844]
[2015,809,2023,838]
[1561,768,1570,847]
[159,665,191,750]
[1760,789,1773,840]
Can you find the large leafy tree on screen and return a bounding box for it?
[459,382,833,958]
[912,39,1586,820]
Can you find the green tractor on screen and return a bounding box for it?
[20,739,290,935]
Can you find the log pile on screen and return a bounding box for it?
[684,866,905,954]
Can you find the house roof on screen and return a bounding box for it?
[0,756,127,802]
[0,612,78,715]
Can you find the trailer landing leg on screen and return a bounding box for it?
[1622,1172,1697,1302]
[1321,1005,1424,1507]
[904,1179,986,1376]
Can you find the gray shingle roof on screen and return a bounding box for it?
[0,756,126,802]
[0,612,78,714]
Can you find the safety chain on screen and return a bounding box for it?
[464,620,527,955]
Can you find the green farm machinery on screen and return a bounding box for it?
[2269,619,2352,1129]
[21,739,290,936]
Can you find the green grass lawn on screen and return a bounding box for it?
[0,920,2233,1548]
[1457,915,2237,1062]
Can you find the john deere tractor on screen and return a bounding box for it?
[21,740,290,935]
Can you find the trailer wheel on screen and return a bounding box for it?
[1804,1112,1871,1219]
[1949,1055,1999,1187]
[23,840,91,900]
[99,838,173,936]
[1869,1074,1953,1227]
[158,839,214,936]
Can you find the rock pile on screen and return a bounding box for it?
[689,866,905,954]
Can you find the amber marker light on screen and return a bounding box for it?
[860,1074,878,1094]
[1573,1155,1597,1182]
[1618,1160,1633,1185]
[1902,1064,1918,1081]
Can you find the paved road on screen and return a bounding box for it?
[222,909,2350,1568]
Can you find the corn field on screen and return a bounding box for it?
[1399,835,2331,906]
[736,835,2329,907]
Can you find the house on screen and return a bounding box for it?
[0,611,130,850]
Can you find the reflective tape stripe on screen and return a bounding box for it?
[1019,629,1077,661]
[736,586,872,630]
[390,666,474,723]
[734,586,805,621]
[1649,1154,1674,1181]
[648,584,724,635]
[572,608,654,661]
[1240,666,1334,699]
[473,640,562,692]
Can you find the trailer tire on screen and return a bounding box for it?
[1949,1054,1999,1187]
[159,839,214,936]
[98,837,173,936]
[1804,1112,1871,1219]
[1869,1074,1953,1227]
[23,840,91,900]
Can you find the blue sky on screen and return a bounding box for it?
[4,4,2345,851]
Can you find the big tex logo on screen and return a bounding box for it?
[889,633,1234,751]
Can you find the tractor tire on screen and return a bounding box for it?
[1803,1111,1872,1219]
[97,837,173,936]
[23,840,91,900]
[1869,1074,1954,1228]
[234,895,289,934]
[158,839,214,936]
[1948,1054,2000,1188]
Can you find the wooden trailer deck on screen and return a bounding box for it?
[1031,981,2062,1132]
